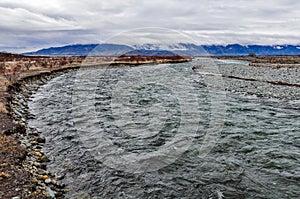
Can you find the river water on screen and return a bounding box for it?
[28,59,300,198]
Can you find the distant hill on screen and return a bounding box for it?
[24,43,300,56]
[25,44,134,56]
[202,44,300,56]
[24,44,97,56]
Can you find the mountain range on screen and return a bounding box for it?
[24,43,300,56]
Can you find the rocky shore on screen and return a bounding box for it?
[218,59,299,100]
[0,53,85,198]
[1,69,79,199]
[194,56,300,100]
[214,55,300,66]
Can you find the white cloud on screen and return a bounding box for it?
[0,0,300,53]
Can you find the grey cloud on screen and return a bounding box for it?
[0,0,299,53]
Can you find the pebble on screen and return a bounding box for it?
[45,178,51,184]
[36,136,46,143]
[46,187,56,198]
[40,163,47,170]
[56,173,65,180]
[34,145,43,150]
[33,162,40,167]
[40,156,50,163]
[37,169,47,175]
[28,131,39,136]
[56,181,66,188]
[41,175,49,180]
[0,172,11,178]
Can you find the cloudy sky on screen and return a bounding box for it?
[0,0,300,53]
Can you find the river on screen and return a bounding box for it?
[28,58,300,198]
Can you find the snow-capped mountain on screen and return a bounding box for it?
[24,43,300,56]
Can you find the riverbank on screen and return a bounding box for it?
[0,54,84,198]
[1,71,82,198]
[193,56,300,100]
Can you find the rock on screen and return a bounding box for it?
[40,163,47,170]
[11,196,21,199]
[35,145,43,150]
[40,156,50,163]
[28,131,39,136]
[46,187,56,198]
[0,172,11,178]
[23,93,30,99]
[45,178,51,184]
[33,162,40,167]
[36,136,46,143]
[27,114,35,119]
[55,191,64,198]
[35,152,43,158]
[20,143,27,149]
[13,109,23,118]
[51,180,57,185]
[15,124,26,134]
[55,181,66,188]
[37,169,47,175]
[56,174,65,180]
[41,175,49,180]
